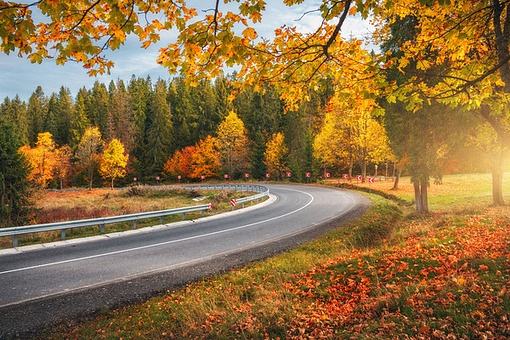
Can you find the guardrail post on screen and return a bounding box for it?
[100,224,105,234]
[160,216,163,224]
[13,235,18,247]
[61,229,66,240]
[182,212,185,220]
[132,220,136,229]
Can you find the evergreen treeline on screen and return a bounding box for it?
[0,74,331,188]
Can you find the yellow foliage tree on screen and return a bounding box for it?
[216,111,249,177]
[76,127,103,189]
[19,132,58,188]
[264,132,288,180]
[54,145,73,190]
[100,139,129,189]
[191,136,221,179]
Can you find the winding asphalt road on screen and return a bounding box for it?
[0,184,369,338]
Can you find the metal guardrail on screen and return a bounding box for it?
[183,184,269,209]
[0,184,270,248]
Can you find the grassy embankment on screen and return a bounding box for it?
[0,186,251,249]
[39,174,510,339]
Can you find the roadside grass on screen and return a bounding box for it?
[0,186,253,249]
[38,174,510,338]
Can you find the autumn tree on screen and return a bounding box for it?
[0,118,32,227]
[20,132,58,188]
[163,151,182,179]
[216,111,250,178]
[234,83,284,179]
[76,126,103,189]
[264,132,288,180]
[54,145,73,190]
[191,136,221,179]
[100,139,129,189]
[314,104,353,177]
[7,0,510,204]
[373,1,510,205]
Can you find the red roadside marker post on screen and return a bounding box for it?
[368,176,374,192]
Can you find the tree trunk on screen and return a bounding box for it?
[393,168,401,190]
[413,179,429,214]
[361,149,367,182]
[491,149,506,206]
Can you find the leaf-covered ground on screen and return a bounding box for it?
[284,211,510,339]
[39,178,510,339]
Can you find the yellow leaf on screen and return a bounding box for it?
[242,27,257,40]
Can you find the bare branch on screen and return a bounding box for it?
[323,0,351,58]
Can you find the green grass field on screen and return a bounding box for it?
[36,174,510,339]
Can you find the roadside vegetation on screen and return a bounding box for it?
[37,173,510,339]
[0,186,253,249]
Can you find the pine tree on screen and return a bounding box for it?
[107,79,135,154]
[71,88,91,148]
[86,81,109,137]
[26,86,47,146]
[128,75,151,174]
[0,118,32,227]
[142,79,173,179]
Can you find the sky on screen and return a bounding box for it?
[0,1,375,102]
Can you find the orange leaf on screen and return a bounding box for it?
[478,264,488,271]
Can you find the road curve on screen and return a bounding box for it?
[0,184,369,338]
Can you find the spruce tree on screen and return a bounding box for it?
[0,118,32,227]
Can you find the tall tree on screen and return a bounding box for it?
[100,139,129,189]
[76,126,103,189]
[54,145,73,190]
[71,88,92,148]
[264,132,288,180]
[128,75,152,172]
[380,14,478,212]
[168,77,196,149]
[107,79,135,154]
[142,79,173,179]
[26,86,47,147]
[54,86,74,146]
[0,96,28,145]
[19,132,58,189]
[216,110,250,178]
[0,118,32,227]
[191,136,221,179]
[86,81,109,137]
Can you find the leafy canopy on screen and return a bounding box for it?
[3,0,510,115]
